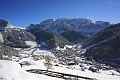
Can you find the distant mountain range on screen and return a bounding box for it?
[26,18,110,44]
[27,18,110,35]
[0,18,111,49]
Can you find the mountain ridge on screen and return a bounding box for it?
[26,18,111,45]
[0,19,36,48]
[26,18,110,35]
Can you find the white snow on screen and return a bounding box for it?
[16,26,25,29]
[33,49,55,57]
[51,66,120,80]
[25,41,38,48]
[0,60,63,80]
[27,18,110,35]
[65,45,73,49]
[0,60,39,80]
[32,73,63,80]
[0,32,4,43]
[25,41,53,56]
[15,57,120,80]
[56,45,73,50]
[12,41,120,80]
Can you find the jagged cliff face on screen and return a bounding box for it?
[0,19,36,48]
[27,18,110,35]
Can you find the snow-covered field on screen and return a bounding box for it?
[18,59,120,80]
[0,41,120,80]
[0,60,63,80]
[32,73,63,80]
[0,60,39,80]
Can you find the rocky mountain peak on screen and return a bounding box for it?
[27,18,110,35]
[0,18,15,30]
[0,18,36,48]
[95,21,110,28]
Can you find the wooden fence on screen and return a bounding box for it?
[26,69,94,80]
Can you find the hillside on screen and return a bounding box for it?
[60,30,91,42]
[83,23,120,68]
[26,29,71,48]
[0,19,36,48]
[0,43,18,59]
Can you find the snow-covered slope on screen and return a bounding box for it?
[0,60,39,80]
[0,19,36,48]
[26,18,110,35]
[16,41,55,57]
[12,42,120,80]
[12,56,120,80]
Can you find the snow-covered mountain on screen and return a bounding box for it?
[0,18,71,49]
[0,18,15,30]
[0,18,36,48]
[26,18,110,35]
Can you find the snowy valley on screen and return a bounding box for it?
[0,18,120,80]
[0,41,120,80]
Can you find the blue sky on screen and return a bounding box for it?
[0,0,120,27]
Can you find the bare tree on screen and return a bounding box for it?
[44,55,52,71]
[0,54,3,59]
